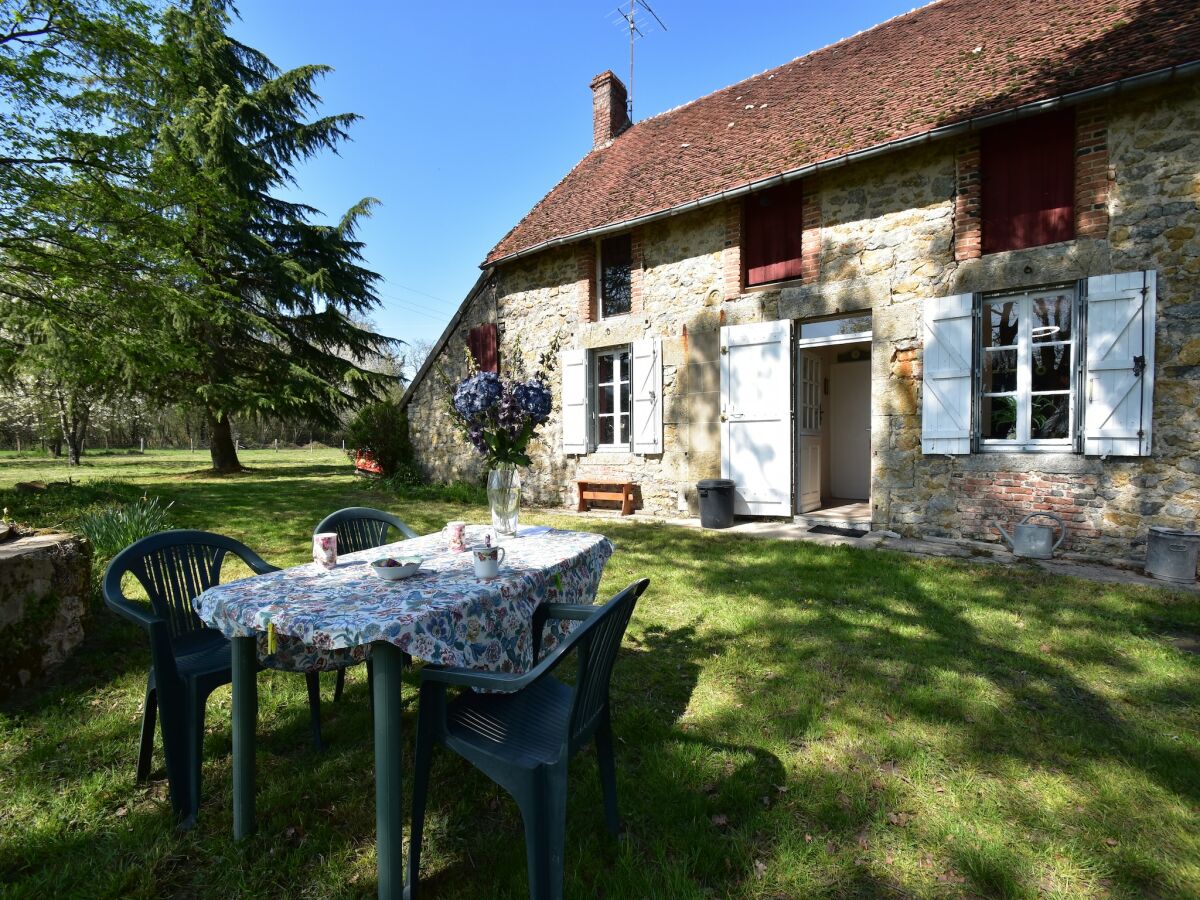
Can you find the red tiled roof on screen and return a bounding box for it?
[485,0,1200,265]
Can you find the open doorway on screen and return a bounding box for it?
[794,314,872,526]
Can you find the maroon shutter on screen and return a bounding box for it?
[744,182,804,286]
[467,324,499,373]
[981,110,1075,254]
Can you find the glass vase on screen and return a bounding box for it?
[487,465,521,540]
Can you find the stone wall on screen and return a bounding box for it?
[405,79,1200,564]
[0,533,91,700]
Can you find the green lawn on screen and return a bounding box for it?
[1,451,1198,898]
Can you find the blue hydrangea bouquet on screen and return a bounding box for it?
[448,339,559,537]
[451,370,552,467]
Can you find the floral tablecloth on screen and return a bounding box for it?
[194,526,614,673]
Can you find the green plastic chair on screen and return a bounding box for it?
[408,578,650,900]
[103,530,323,826]
[310,507,421,720]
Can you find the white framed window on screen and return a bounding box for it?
[923,273,1156,458]
[597,234,632,319]
[591,346,631,450]
[978,287,1077,450]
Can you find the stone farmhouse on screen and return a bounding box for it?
[402,0,1200,560]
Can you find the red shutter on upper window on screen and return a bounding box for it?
[743,182,804,286]
[467,324,498,373]
[981,110,1075,254]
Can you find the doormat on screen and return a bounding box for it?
[808,525,868,538]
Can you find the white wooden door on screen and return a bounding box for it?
[720,320,793,516]
[797,351,821,513]
[831,360,871,499]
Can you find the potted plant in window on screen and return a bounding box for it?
[448,340,559,539]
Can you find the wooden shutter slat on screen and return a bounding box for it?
[982,110,1075,254]
[744,182,803,286]
[467,324,499,373]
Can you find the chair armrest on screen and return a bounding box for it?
[103,592,163,631]
[239,552,279,576]
[540,603,597,622]
[418,664,530,693]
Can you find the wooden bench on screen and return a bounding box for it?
[576,480,635,516]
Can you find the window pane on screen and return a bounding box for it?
[617,350,630,382]
[619,413,629,444]
[799,314,872,341]
[982,395,1018,440]
[983,349,1017,393]
[1031,293,1072,343]
[598,384,614,415]
[598,416,614,445]
[600,235,632,317]
[985,301,1020,347]
[1031,395,1069,439]
[597,353,613,384]
[1031,344,1072,391]
[620,380,630,415]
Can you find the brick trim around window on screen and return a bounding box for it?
[954,135,982,261]
[576,241,596,322]
[722,201,742,299]
[1074,102,1110,240]
[630,229,645,314]
[801,190,822,283]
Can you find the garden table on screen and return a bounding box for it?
[194,524,614,900]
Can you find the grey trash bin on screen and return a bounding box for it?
[1145,526,1200,584]
[697,479,736,529]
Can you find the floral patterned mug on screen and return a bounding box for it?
[312,532,338,570]
[443,520,467,553]
[470,544,506,579]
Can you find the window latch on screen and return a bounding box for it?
[1132,355,1146,377]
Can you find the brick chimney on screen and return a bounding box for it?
[590,70,630,149]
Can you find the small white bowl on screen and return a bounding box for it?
[370,556,423,581]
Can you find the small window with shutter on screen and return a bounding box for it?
[981,110,1075,254]
[598,235,632,318]
[561,341,661,456]
[920,272,1156,458]
[743,182,803,287]
[467,324,498,373]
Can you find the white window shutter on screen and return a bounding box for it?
[1083,271,1155,457]
[632,338,663,454]
[561,348,589,455]
[921,293,974,454]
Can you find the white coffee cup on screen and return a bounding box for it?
[470,544,506,579]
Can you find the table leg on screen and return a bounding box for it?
[231,635,258,840]
[372,641,406,900]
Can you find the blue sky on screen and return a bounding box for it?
[231,0,918,354]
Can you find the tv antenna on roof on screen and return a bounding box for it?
[610,0,667,120]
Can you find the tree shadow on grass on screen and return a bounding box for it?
[619,524,1199,896]
[412,618,793,899]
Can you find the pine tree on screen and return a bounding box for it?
[148,0,396,472]
[0,0,169,464]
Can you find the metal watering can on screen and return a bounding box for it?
[994,512,1066,559]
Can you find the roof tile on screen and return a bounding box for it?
[486,0,1200,265]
